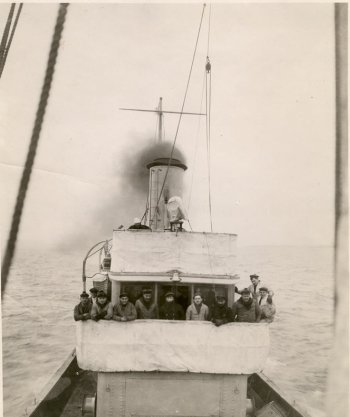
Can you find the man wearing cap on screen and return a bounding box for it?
[232,288,261,323]
[159,291,185,320]
[259,287,276,323]
[74,292,92,321]
[186,293,209,321]
[91,290,113,321]
[135,287,159,319]
[89,287,98,306]
[209,294,233,327]
[113,292,137,322]
[236,274,274,300]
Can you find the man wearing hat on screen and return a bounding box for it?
[159,291,185,320]
[209,293,233,327]
[186,292,209,321]
[135,287,159,319]
[74,292,92,321]
[113,292,137,322]
[236,274,274,300]
[89,287,98,306]
[259,287,276,323]
[91,290,113,321]
[231,288,261,323]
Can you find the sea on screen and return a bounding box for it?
[2,245,333,417]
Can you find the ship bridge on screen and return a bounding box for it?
[76,229,270,417]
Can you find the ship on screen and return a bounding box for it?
[23,136,310,417]
[1,4,347,417]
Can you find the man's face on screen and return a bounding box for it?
[242,293,251,302]
[166,295,174,303]
[120,296,128,305]
[90,292,97,299]
[251,277,259,285]
[98,296,107,305]
[216,297,226,306]
[81,297,89,305]
[194,295,202,305]
[259,290,268,298]
[143,293,152,302]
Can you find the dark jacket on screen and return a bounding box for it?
[135,298,159,319]
[74,302,91,321]
[91,301,113,321]
[232,298,261,323]
[159,301,185,320]
[209,303,233,326]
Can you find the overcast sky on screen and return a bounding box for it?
[0,3,335,249]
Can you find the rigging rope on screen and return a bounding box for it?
[206,56,213,232]
[187,65,206,212]
[150,3,207,227]
[1,3,69,297]
[0,3,23,78]
[0,4,15,71]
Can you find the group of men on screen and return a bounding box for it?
[74,274,276,325]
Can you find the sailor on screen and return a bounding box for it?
[236,274,274,300]
[89,287,98,305]
[91,290,113,321]
[257,287,270,306]
[135,287,159,319]
[209,294,233,326]
[259,288,276,323]
[74,292,92,321]
[159,291,185,320]
[186,292,209,321]
[231,288,261,323]
[113,292,137,322]
[128,217,151,230]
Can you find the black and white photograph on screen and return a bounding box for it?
[0,3,347,417]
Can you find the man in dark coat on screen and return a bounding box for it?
[135,287,159,319]
[210,294,233,326]
[74,292,92,321]
[91,290,113,321]
[232,288,261,323]
[159,291,185,320]
[113,292,137,322]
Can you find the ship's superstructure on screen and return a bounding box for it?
[76,148,270,417]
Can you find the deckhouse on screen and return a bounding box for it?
[76,149,270,417]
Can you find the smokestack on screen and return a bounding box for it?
[146,157,187,230]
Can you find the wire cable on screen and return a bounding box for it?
[0,4,15,70]
[1,3,69,297]
[187,65,207,212]
[206,60,213,232]
[0,3,23,78]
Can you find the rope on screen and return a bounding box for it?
[187,66,206,212]
[1,3,69,297]
[205,5,213,232]
[0,3,23,78]
[150,3,207,226]
[205,58,213,232]
[0,4,15,69]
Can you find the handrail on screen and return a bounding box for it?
[82,239,112,291]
